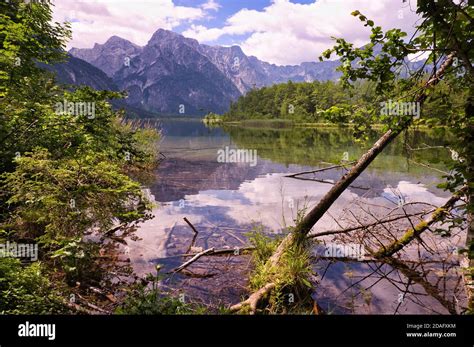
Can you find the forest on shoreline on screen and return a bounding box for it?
[205,78,467,133]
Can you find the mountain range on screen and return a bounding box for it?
[48,29,429,117]
[51,29,343,116]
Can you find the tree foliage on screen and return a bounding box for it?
[0,0,159,313]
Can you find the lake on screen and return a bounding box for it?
[126,119,467,314]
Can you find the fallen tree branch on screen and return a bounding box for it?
[384,257,457,314]
[180,270,217,278]
[156,246,255,260]
[311,255,375,263]
[372,187,466,258]
[88,286,117,303]
[230,52,456,314]
[63,300,97,315]
[168,248,215,274]
[194,246,254,256]
[103,222,129,237]
[308,210,429,239]
[408,159,450,175]
[285,162,356,178]
[286,176,370,190]
[166,246,255,274]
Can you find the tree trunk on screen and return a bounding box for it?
[232,53,455,313]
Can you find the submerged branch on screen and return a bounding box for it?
[285,162,356,178]
[308,210,429,239]
[183,217,199,253]
[372,187,466,258]
[169,248,215,274]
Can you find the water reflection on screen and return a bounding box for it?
[127,119,466,313]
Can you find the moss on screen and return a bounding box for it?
[374,215,439,258]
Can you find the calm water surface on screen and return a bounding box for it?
[127,119,467,314]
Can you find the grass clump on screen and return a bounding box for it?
[246,223,316,314]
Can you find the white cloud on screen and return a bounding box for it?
[183,24,225,42]
[53,0,422,65]
[52,0,211,49]
[183,0,421,65]
[201,0,221,12]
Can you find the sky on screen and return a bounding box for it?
[52,0,422,66]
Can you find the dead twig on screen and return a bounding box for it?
[63,300,96,315]
[285,162,356,178]
[157,246,255,260]
[168,248,215,274]
[76,294,112,314]
[183,217,199,253]
[372,187,466,258]
[308,210,429,239]
[408,159,450,175]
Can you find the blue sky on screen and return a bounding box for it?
[53,0,420,65]
[173,0,267,46]
[173,0,317,46]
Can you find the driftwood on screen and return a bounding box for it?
[167,246,255,273]
[169,248,215,273]
[230,52,456,313]
[157,246,255,260]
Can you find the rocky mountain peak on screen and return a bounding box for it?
[67,29,344,115]
[70,35,142,77]
[147,28,200,51]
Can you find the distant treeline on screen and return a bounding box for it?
[221,79,465,125]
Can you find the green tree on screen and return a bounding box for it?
[0,0,160,313]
